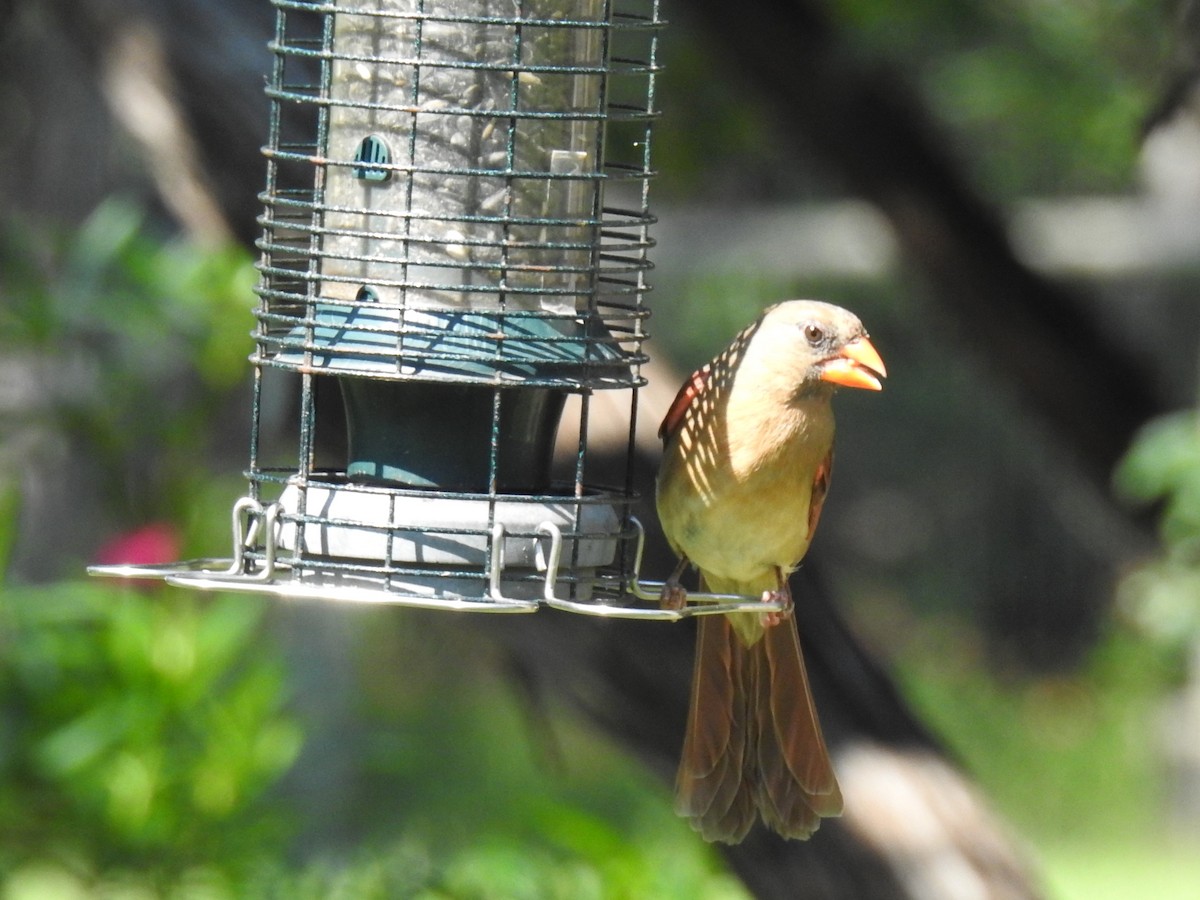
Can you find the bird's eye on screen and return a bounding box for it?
[803,323,825,345]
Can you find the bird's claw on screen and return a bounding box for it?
[661,556,692,612]
[660,580,688,612]
[760,589,794,628]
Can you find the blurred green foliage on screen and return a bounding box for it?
[0,579,302,889]
[1,201,254,390]
[1,0,1196,894]
[1116,411,1200,652]
[887,408,1200,899]
[0,204,746,896]
[828,0,1170,195]
[334,613,743,899]
[900,621,1176,843]
[235,620,746,899]
[655,1,1172,201]
[0,202,303,893]
[0,201,257,521]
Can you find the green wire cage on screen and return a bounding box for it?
[90,0,784,621]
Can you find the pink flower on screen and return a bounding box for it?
[95,523,181,589]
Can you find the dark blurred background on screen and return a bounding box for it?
[2,1,1199,897]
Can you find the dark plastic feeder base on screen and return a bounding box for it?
[269,305,627,493]
[340,378,566,493]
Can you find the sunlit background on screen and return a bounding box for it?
[2,1,1199,897]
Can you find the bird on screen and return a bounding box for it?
[655,299,886,843]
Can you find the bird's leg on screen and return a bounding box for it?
[760,568,794,628]
[660,555,691,611]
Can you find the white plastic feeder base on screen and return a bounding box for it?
[275,481,620,603]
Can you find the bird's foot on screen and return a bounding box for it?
[660,556,692,611]
[760,588,794,628]
[660,580,688,612]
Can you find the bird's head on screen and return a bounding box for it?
[753,300,887,395]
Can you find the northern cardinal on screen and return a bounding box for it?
[656,300,886,843]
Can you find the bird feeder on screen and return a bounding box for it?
[89,0,784,621]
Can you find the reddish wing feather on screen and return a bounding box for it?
[659,364,712,443]
[806,448,834,540]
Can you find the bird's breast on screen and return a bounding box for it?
[656,397,833,586]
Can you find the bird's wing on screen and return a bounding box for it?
[659,363,711,444]
[658,315,763,445]
[807,448,834,541]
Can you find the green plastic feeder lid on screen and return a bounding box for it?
[271,303,631,386]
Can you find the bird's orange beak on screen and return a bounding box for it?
[819,336,887,391]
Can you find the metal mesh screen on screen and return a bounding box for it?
[236,0,661,608]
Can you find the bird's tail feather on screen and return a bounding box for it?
[753,612,843,836]
[675,594,842,843]
[675,613,757,842]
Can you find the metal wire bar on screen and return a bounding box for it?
[159,1,663,609]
